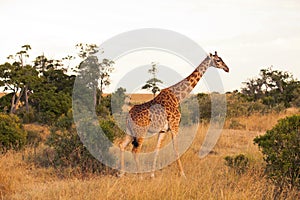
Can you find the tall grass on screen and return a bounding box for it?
[1,111,299,199]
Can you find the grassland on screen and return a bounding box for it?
[0,109,299,199]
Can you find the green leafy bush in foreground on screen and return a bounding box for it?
[0,114,27,152]
[39,112,121,176]
[254,115,300,191]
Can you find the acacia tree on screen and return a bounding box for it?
[0,45,39,114]
[76,43,100,107]
[34,54,64,72]
[30,54,75,124]
[0,62,20,113]
[142,62,163,98]
[75,43,114,106]
[242,67,299,107]
[8,45,34,113]
[111,87,126,113]
[98,58,114,104]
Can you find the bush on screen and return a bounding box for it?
[180,96,200,126]
[99,118,125,140]
[226,92,271,117]
[41,113,121,175]
[254,115,300,191]
[16,106,36,123]
[197,93,211,121]
[291,86,300,107]
[45,127,110,175]
[0,114,27,152]
[224,154,249,174]
[31,90,72,125]
[26,130,42,148]
[96,94,112,118]
[181,93,224,124]
[228,119,246,130]
[0,93,13,113]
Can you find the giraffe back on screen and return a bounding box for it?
[127,88,180,138]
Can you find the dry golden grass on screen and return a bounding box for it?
[23,124,51,141]
[1,111,300,199]
[224,108,300,132]
[104,93,153,104]
[127,93,153,104]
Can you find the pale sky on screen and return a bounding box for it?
[1,0,300,93]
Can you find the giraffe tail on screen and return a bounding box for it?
[132,137,139,147]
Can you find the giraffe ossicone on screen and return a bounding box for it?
[119,51,229,177]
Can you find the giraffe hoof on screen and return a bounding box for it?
[117,172,125,178]
[150,173,155,178]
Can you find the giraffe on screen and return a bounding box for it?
[119,51,229,178]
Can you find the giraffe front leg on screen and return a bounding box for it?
[171,131,186,178]
[151,131,166,178]
[132,137,144,175]
[118,135,132,177]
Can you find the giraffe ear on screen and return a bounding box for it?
[214,51,218,56]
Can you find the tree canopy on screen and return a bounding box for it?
[141,62,163,98]
[241,67,300,107]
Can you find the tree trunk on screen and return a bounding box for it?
[93,87,97,108]
[11,88,25,114]
[25,86,29,113]
[10,92,16,114]
[98,80,103,105]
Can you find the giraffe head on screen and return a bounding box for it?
[209,51,229,72]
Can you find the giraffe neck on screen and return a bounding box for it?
[168,56,211,102]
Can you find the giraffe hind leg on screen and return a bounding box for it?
[151,131,166,178]
[132,137,144,174]
[118,134,132,177]
[171,131,186,178]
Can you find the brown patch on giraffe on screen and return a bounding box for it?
[155,88,179,107]
[185,70,201,88]
[181,84,187,91]
[129,105,151,127]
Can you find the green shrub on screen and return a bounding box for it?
[96,104,111,118]
[174,95,198,126]
[224,154,249,174]
[99,118,125,140]
[291,86,300,107]
[0,114,27,152]
[41,114,121,175]
[54,109,73,130]
[16,106,36,123]
[197,93,211,121]
[111,87,127,113]
[0,93,13,113]
[45,127,110,175]
[31,91,72,125]
[96,94,112,118]
[229,119,246,130]
[26,130,42,148]
[254,115,300,191]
